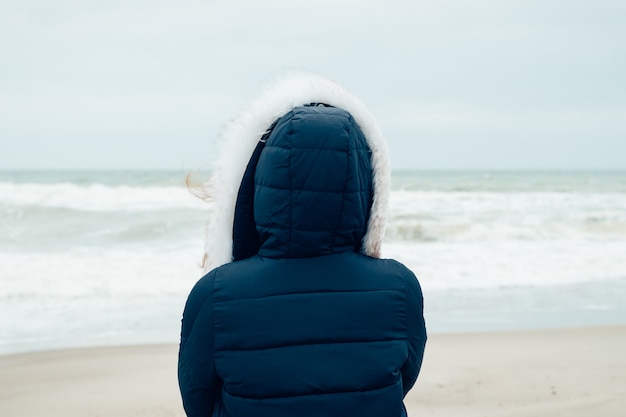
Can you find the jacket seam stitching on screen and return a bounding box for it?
[216,288,404,302]
[255,225,364,232]
[263,144,371,151]
[223,380,399,400]
[254,185,369,193]
[288,116,294,258]
[330,122,350,252]
[212,269,218,378]
[217,337,407,352]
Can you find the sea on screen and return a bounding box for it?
[1,170,625,354]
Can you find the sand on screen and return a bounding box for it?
[0,326,624,417]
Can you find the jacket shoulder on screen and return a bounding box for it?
[372,257,423,300]
[362,255,420,282]
[181,269,219,335]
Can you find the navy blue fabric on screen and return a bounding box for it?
[179,106,427,417]
[253,106,372,259]
[232,140,266,262]
[232,118,279,262]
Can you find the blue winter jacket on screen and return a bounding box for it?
[179,105,427,417]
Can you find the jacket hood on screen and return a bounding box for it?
[201,72,391,273]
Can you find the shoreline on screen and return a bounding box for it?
[4,276,625,356]
[1,325,625,417]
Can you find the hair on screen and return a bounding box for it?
[185,171,213,269]
[185,171,213,202]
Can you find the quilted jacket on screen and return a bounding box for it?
[178,75,426,417]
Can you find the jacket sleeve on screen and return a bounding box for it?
[178,271,220,417]
[401,270,427,396]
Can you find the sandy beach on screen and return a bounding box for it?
[0,326,624,417]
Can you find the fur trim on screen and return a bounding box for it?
[202,72,391,273]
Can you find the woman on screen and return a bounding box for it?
[178,73,427,417]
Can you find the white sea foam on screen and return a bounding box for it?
[386,190,626,241]
[1,170,625,352]
[0,247,202,353]
[384,239,626,291]
[0,248,200,299]
[0,182,207,211]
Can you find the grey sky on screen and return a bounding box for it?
[1,0,625,170]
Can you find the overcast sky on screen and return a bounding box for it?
[1,0,625,170]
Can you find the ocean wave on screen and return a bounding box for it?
[385,216,626,241]
[386,190,626,241]
[0,182,207,211]
[2,183,626,249]
[3,171,625,353]
[0,205,206,250]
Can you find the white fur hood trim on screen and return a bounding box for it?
[201,72,391,273]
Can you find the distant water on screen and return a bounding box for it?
[1,170,625,353]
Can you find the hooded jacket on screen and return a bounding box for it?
[178,73,426,417]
